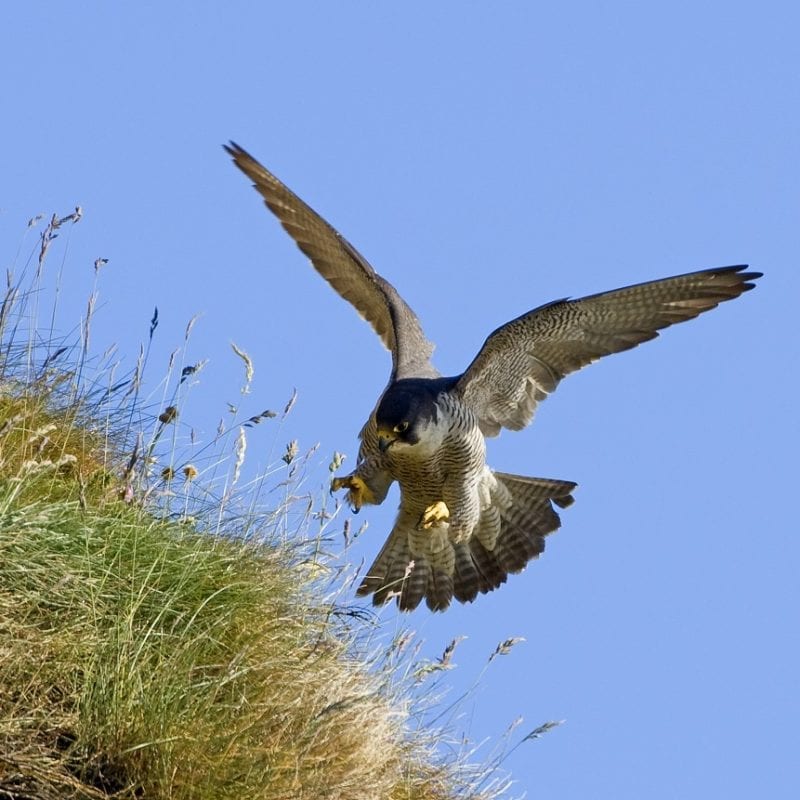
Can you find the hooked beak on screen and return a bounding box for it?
[377,433,396,453]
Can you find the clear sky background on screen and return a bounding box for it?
[3,3,797,797]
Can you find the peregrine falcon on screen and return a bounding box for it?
[225,142,761,612]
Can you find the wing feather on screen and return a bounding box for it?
[225,142,437,380]
[457,265,761,435]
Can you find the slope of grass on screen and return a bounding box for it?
[0,212,510,799]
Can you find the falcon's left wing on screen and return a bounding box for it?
[225,143,437,381]
[456,265,761,436]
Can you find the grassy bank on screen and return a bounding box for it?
[0,212,508,799]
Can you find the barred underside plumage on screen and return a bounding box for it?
[226,142,761,613]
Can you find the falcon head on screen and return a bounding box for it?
[374,377,455,453]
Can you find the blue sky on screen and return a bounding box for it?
[3,3,797,797]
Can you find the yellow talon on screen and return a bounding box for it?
[418,500,450,530]
[330,475,376,512]
[330,475,353,493]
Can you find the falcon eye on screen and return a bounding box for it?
[394,421,409,434]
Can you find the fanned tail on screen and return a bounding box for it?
[356,472,576,612]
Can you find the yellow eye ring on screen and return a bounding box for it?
[393,421,409,434]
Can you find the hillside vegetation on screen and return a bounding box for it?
[0,212,513,799]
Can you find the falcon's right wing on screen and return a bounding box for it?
[225,143,437,380]
[456,265,761,436]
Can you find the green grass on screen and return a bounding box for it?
[0,211,513,799]
[1,495,405,798]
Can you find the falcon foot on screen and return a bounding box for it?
[330,474,376,512]
[418,500,450,530]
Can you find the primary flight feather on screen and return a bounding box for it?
[225,142,761,612]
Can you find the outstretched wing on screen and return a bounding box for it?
[457,265,761,436]
[225,142,437,380]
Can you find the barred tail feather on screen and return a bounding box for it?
[468,536,509,594]
[493,472,577,513]
[357,522,412,605]
[463,472,576,599]
[427,569,455,612]
[399,557,429,610]
[488,472,576,574]
[452,541,481,603]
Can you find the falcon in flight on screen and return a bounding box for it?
[225,142,760,612]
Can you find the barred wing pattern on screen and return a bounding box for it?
[457,266,760,436]
[225,143,437,380]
